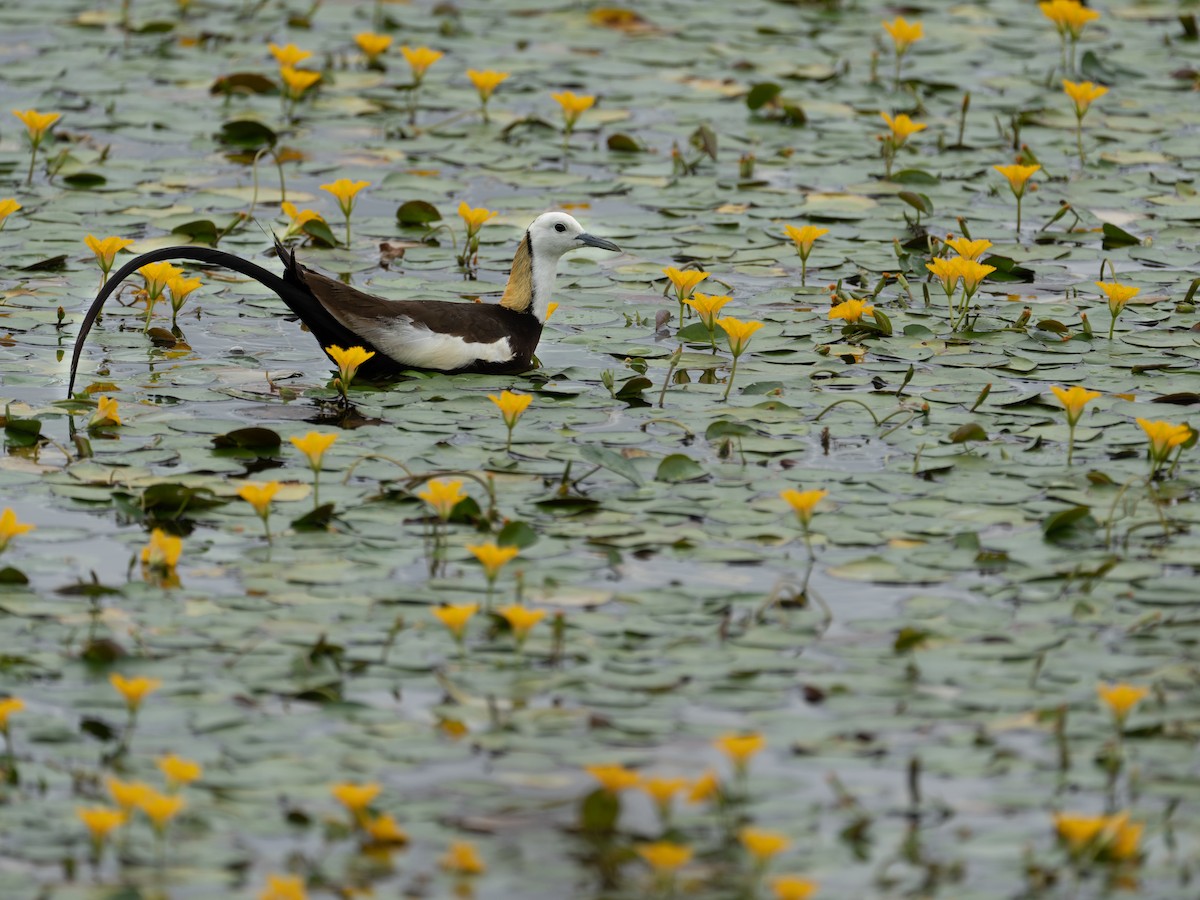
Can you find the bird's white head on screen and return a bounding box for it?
[503,211,620,322]
[527,211,621,260]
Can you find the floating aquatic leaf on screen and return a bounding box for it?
[579,444,643,485]
[211,427,283,450]
[655,453,706,483]
[396,200,442,226]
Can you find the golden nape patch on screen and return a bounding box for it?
[500,235,534,312]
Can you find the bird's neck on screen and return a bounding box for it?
[500,234,556,323]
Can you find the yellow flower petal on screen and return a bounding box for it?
[440,840,486,874]
[109,674,162,711]
[417,478,465,520]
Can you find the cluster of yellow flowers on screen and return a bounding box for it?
[70,677,196,863]
[583,734,818,898]
[661,267,764,400]
[926,240,998,331]
[268,42,320,108]
[1048,382,1194,473]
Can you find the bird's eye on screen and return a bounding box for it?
[554,223,566,233]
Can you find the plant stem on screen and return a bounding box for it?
[1066,422,1076,465]
[722,355,739,401]
[1076,121,1085,164]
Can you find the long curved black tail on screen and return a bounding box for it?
[66,244,372,396]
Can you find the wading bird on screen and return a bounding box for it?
[67,212,620,395]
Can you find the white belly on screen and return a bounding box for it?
[348,314,514,370]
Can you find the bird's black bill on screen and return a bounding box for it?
[576,233,620,252]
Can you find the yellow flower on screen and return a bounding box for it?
[458,201,497,238]
[546,302,560,320]
[365,813,408,845]
[1049,386,1100,428]
[488,389,532,429]
[467,69,509,101]
[279,66,320,100]
[636,841,692,873]
[330,782,381,816]
[683,292,733,329]
[12,108,60,142]
[771,876,819,900]
[1039,0,1100,40]
[86,394,121,429]
[417,478,466,520]
[319,179,369,217]
[687,769,720,803]
[140,528,182,570]
[716,316,764,357]
[268,42,312,67]
[740,827,791,862]
[716,732,765,769]
[110,673,162,711]
[882,16,923,55]
[780,488,827,527]
[662,266,709,301]
[157,754,202,789]
[958,259,996,295]
[401,45,444,81]
[135,789,185,831]
[0,697,25,730]
[259,874,308,900]
[1136,418,1192,462]
[167,274,202,315]
[85,235,133,275]
[783,224,829,261]
[1096,682,1149,725]
[1053,811,1140,862]
[926,256,963,296]
[639,776,688,811]
[1054,812,1109,851]
[1063,79,1107,118]
[466,542,519,579]
[281,201,324,235]
[0,198,20,230]
[139,261,182,300]
[77,807,127,843]
[431,603,479,641]
[944,237,992,260]
[440,840,486,874]
[290,431,338,470]
[0,508,34,553]
[238,481,281,517]
[325,344,376,386]
[355,32,392,60]
[880,111,926,144]
[828,299,874,323]
[497,604,546,643]
[1109,818,1143,861]
[106,777,154,812]
[1095,281,1139,315]
[585,763,640,793]
[552,90,595,130]
[993,164,1041,198]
